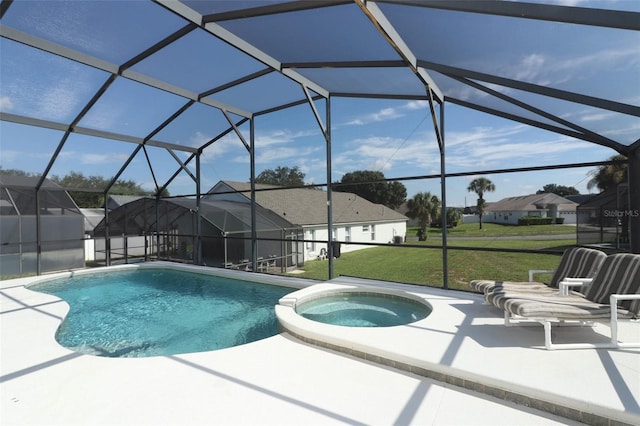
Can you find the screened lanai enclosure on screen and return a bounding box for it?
[0,175,84,276]
[1,1,638,285]
[577,184,631,248]
[92,197,302,271]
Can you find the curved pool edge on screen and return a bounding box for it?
[276,281,636,426]
[277,283,445,374]
[23,261,313,291]
[17,261,315,359]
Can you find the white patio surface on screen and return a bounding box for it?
[1,265,638,426]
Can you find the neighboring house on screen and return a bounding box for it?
[205,181,408,261]
[396,202,418,227]
[484,193,579,225]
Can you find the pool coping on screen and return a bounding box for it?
[2,263,639,425]
[277,278,640,426]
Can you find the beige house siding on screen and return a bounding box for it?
[485,193,579,225]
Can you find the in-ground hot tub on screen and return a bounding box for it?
[276,283,434,364]
[277,282,433,337]
[295,290,432,327]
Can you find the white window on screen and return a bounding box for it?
[370,225,375,241]
[345,227,351,243]
[307,230,315,251]
[362,224,369,232]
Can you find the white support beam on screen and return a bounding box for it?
[204,21,330,99]
[0,25,118,74]
[222,109,251,152]
[166,148,197,184]
[2,23,255,119]
[301,85,328,138]
[158,0,330,99]
[356,1,443,103]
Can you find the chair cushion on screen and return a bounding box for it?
[584,253,640,312]
[469,279,545,294]
[487,287,582,309]
[502,294,636,320]
[548,247,607,290]
[469,248,606,295]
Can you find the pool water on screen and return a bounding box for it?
[29,269,293,358]
[296,293,431,327]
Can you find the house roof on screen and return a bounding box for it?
[206,181,407,227]
[485,193,577,212]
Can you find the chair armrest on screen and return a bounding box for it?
[610,294,640,303]
[610,294,640,319]
[558,278,593,296]
[529,269,554,282]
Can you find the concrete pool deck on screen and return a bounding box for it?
[1,263,638,425]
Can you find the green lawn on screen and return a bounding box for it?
[288,223,578,292]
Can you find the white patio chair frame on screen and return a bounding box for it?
[504,280,640,350]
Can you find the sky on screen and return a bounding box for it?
[0,0,638,208]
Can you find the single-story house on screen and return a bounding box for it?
[204,181,408,261]
[484,193,579,225]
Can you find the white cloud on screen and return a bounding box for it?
[446,124,529,148]
[580,112,615,122]
[80,153,130,164]
[0,96,14,111]
[0,150,20,164]
[513,53,547,82]
[344,107,404,126]
[404,100,429,110]
[255,146,321,164]
[255,128,319,148]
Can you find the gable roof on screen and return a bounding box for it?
[205,181,407,227]
[486,193,577,212]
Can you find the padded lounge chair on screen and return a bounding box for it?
[469,247,606,296]
[499,253,640,350]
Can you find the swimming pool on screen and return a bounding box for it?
[296,292,432,327]
[29,268,295,358]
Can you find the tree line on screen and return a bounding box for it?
[255,155,628,239]
[0,168,160,208]
[2,154,626,229]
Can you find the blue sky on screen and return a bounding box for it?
[0,94,620,207]
[0,0,637,208]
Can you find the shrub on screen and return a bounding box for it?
[518,216,554,226]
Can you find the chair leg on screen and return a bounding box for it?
[543,320,555,350]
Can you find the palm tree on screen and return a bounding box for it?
[406,192,440,241]
[587,154,627,192]
[467,177,495,230]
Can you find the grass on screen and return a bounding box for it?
[288,223,578,292]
